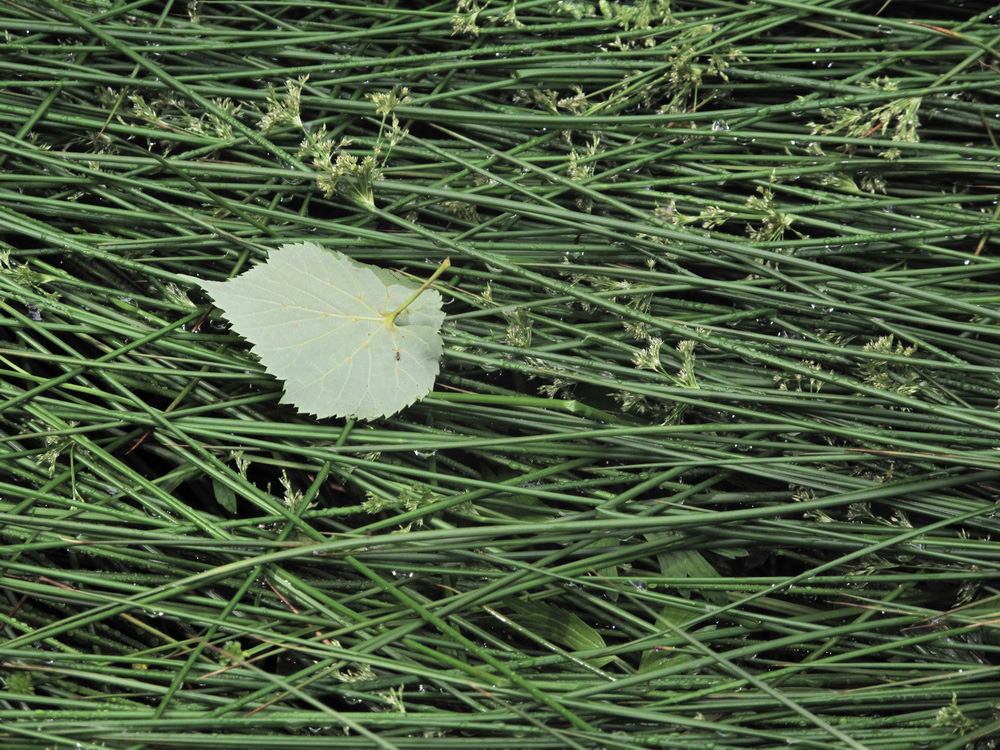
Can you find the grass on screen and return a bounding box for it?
[0,0,999,748]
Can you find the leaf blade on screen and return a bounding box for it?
[186,242,445,420]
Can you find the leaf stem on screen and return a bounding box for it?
[386,256,451,325]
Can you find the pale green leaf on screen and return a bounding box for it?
[185,242,445,420]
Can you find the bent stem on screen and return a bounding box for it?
[386,257,451,326]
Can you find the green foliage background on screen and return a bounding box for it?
[0,1,999,748]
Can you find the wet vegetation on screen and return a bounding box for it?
[0,1,999,748]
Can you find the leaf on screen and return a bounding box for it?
[646,533,728,605]
[500,598,612,666]
[638,604,700,673]
[185,242,446,420]
[639,537,727,671]
[212,477,237,514]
